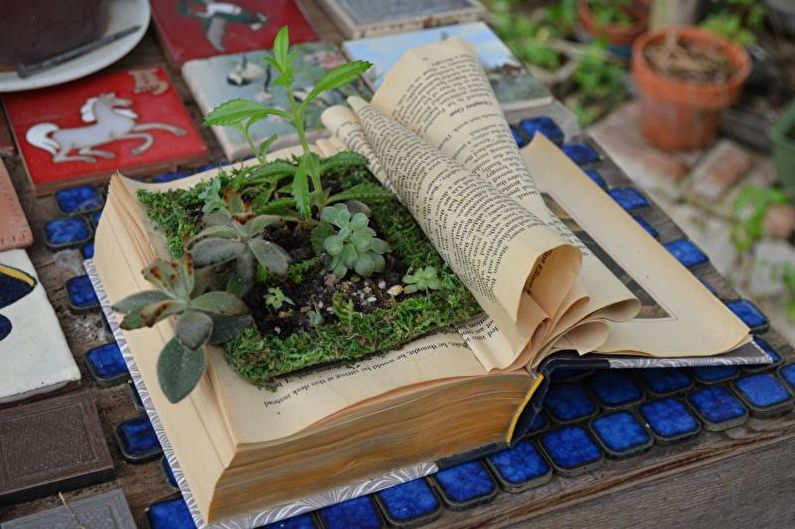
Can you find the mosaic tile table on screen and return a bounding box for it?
[2,4,795,529]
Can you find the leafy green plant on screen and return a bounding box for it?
[112,255,252,403]
[317,203,390,279]
[402,266,442,294]
[198,174,225,214]
[307,304,324,327]
[204,26,371,219]
[265,287,294,310]
[701,0,765,46]
[589,0,633,27]
[731,186,790,253]
[568,43,626,125]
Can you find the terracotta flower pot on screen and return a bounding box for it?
[632,26,751,151]
[577,0,650,47]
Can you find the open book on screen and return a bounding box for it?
[92,38,751,527]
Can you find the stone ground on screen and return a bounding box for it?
[590,102,795,344]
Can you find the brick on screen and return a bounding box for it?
[690,140,752,201]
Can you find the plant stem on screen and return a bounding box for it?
[239,124,264,164]
[286,85,322,196]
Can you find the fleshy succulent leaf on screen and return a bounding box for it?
[142,259,179,296]
[318,204,390,279]
[157,337,206,404]
[247,239,290,275]
[140,299,188,327]
[113,290,170,313]
[175,310,213,350]
[191,291,250,315]
[191,238,246,268]
[207,314,253,344]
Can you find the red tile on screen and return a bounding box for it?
[3,66,208,195]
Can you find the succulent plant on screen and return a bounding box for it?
[112,255,252,403]
[265,287,293,310]
[402,266,441,294]
[318,204,389,279]
[189,194,291,296]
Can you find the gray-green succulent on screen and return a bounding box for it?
[112,255,252,403]
[318,203,389,279]
[402,266,441,294]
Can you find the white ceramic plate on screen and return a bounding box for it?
[0,0,150,93]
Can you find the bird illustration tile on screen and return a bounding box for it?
[152,0,317,67]
[3,67,208,195]
[183,42,371,160]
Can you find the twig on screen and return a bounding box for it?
[58,492,88,529]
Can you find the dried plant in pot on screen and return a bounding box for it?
[631,26,751,151]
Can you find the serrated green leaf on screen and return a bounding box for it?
[191,291,250,315]
[204,99,291,128]
[320,151,368,173]
[292,156,311,218]
[272,26,289,70]
[254,197,297,215]
[259,134,278,160]
[299,60,372,111]
[157,337,206,404]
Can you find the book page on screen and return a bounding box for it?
[522,136,751,358]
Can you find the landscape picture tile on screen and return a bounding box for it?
[183,42,371,160]
[3,66,208,195]
[152,0,317,66]
[343,22,551,111]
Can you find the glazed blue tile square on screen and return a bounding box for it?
[510,125,526,147]
[147,498,196,529]
[636,368,692,396]
[91,210,102,228]
[526,411,549,435]
[562,142,600,165]
[485,440,551,491]
[432,460,497,508]
[82,242,95,259]
[544,382,597,423]
[752,336,782,366]
[263,513,318,529]
[375,478,440,525]
[552,367,593,382]
[115,415,162,463]
[639,398,700,443]
[518,116,564,145]
[664,239,709,268]
[584,169,608,190]
[590,410,652,457]
[633,216,658,238]
[161,456,179,489]
[779,363,795,391]
[86,342,128,385]
[66,275,99,310]
[691,365,739,384]
[726,299,769,333]
[43,217,92,250]
[318,495,383,529]
[586,370,643,408]
[539,425,602,475]
[55,185,104,215]
[687,386,747,431]
[733,373,793,416]
[608,187,650,211]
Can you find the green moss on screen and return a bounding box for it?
[137,160,481,387]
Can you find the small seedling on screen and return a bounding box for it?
[403,266,442,294]
[265,287,294,310]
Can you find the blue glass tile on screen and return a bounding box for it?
[433,460,497,508]
[584,169,608,190]
[753,336,782,366]
[691,365,739,384]
[726,299,769,332]
[263,513,318,529]
[116,415,163,462]
[587,370,643,408]
[510,126,526,147]
[86,342,128,384]
[526,411,549,435]
[66,275,99,310]
[376,478,439,525]
[148,498,196,529]
[591,410,651,457]
[55,185,104,215]
[486,440,551,491]
[639,398,700,442]
[43,217,92,249]
[539,425,602,475]
[779,363,795,391]
[664,239,709,268]
[552,367,593,382]
[544,382,597,423]
[733,373,793,415]
[82,242,95,259]
[636,368,692,396]
[608,187,650,211]
[633,216,658,238]
[562,142,600,165]
[518,116,564,145]
[91,210,102,228]
[319,495,383,529]
[162,456,178,488]
[687,386,747,430]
